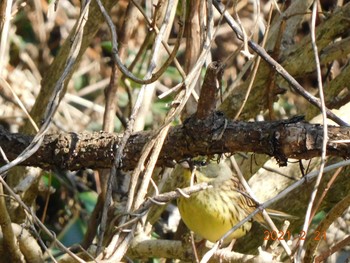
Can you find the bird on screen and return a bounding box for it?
[173,157,291,244]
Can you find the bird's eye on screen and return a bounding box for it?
[200,160,207,166]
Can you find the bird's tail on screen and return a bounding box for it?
[253,208,297,229]
[266,208,298,220]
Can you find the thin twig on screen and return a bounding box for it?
[296,2,328,260]
[0,184,24,262]
[234,4,273,120]
[0,78,39,132]
[99,0,184,85]
[0,0,12,74]
[131,0,186,79]
[314,235,350,263]
[310,167,343,222]
[269,220,291,251]
[303,167,344,260]
[136,182,210,220]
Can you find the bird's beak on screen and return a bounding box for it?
[178,159,191,169]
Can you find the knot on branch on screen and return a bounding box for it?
[183,111,228,156]
[180,61,228,157]
[271,116,307,166]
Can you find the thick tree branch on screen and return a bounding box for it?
[1,114,350,171]
[127,237,280,262]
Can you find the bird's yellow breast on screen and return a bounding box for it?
[177,183,252,243]
[173,161,254,243]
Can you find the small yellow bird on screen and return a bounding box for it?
[173,158,288,243]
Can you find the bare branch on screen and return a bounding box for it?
[1,115,350,171]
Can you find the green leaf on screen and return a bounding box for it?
[56,216,86,248]
[101,41,113,54]
[78,191,98,213]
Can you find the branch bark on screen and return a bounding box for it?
[1,114,350,171]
